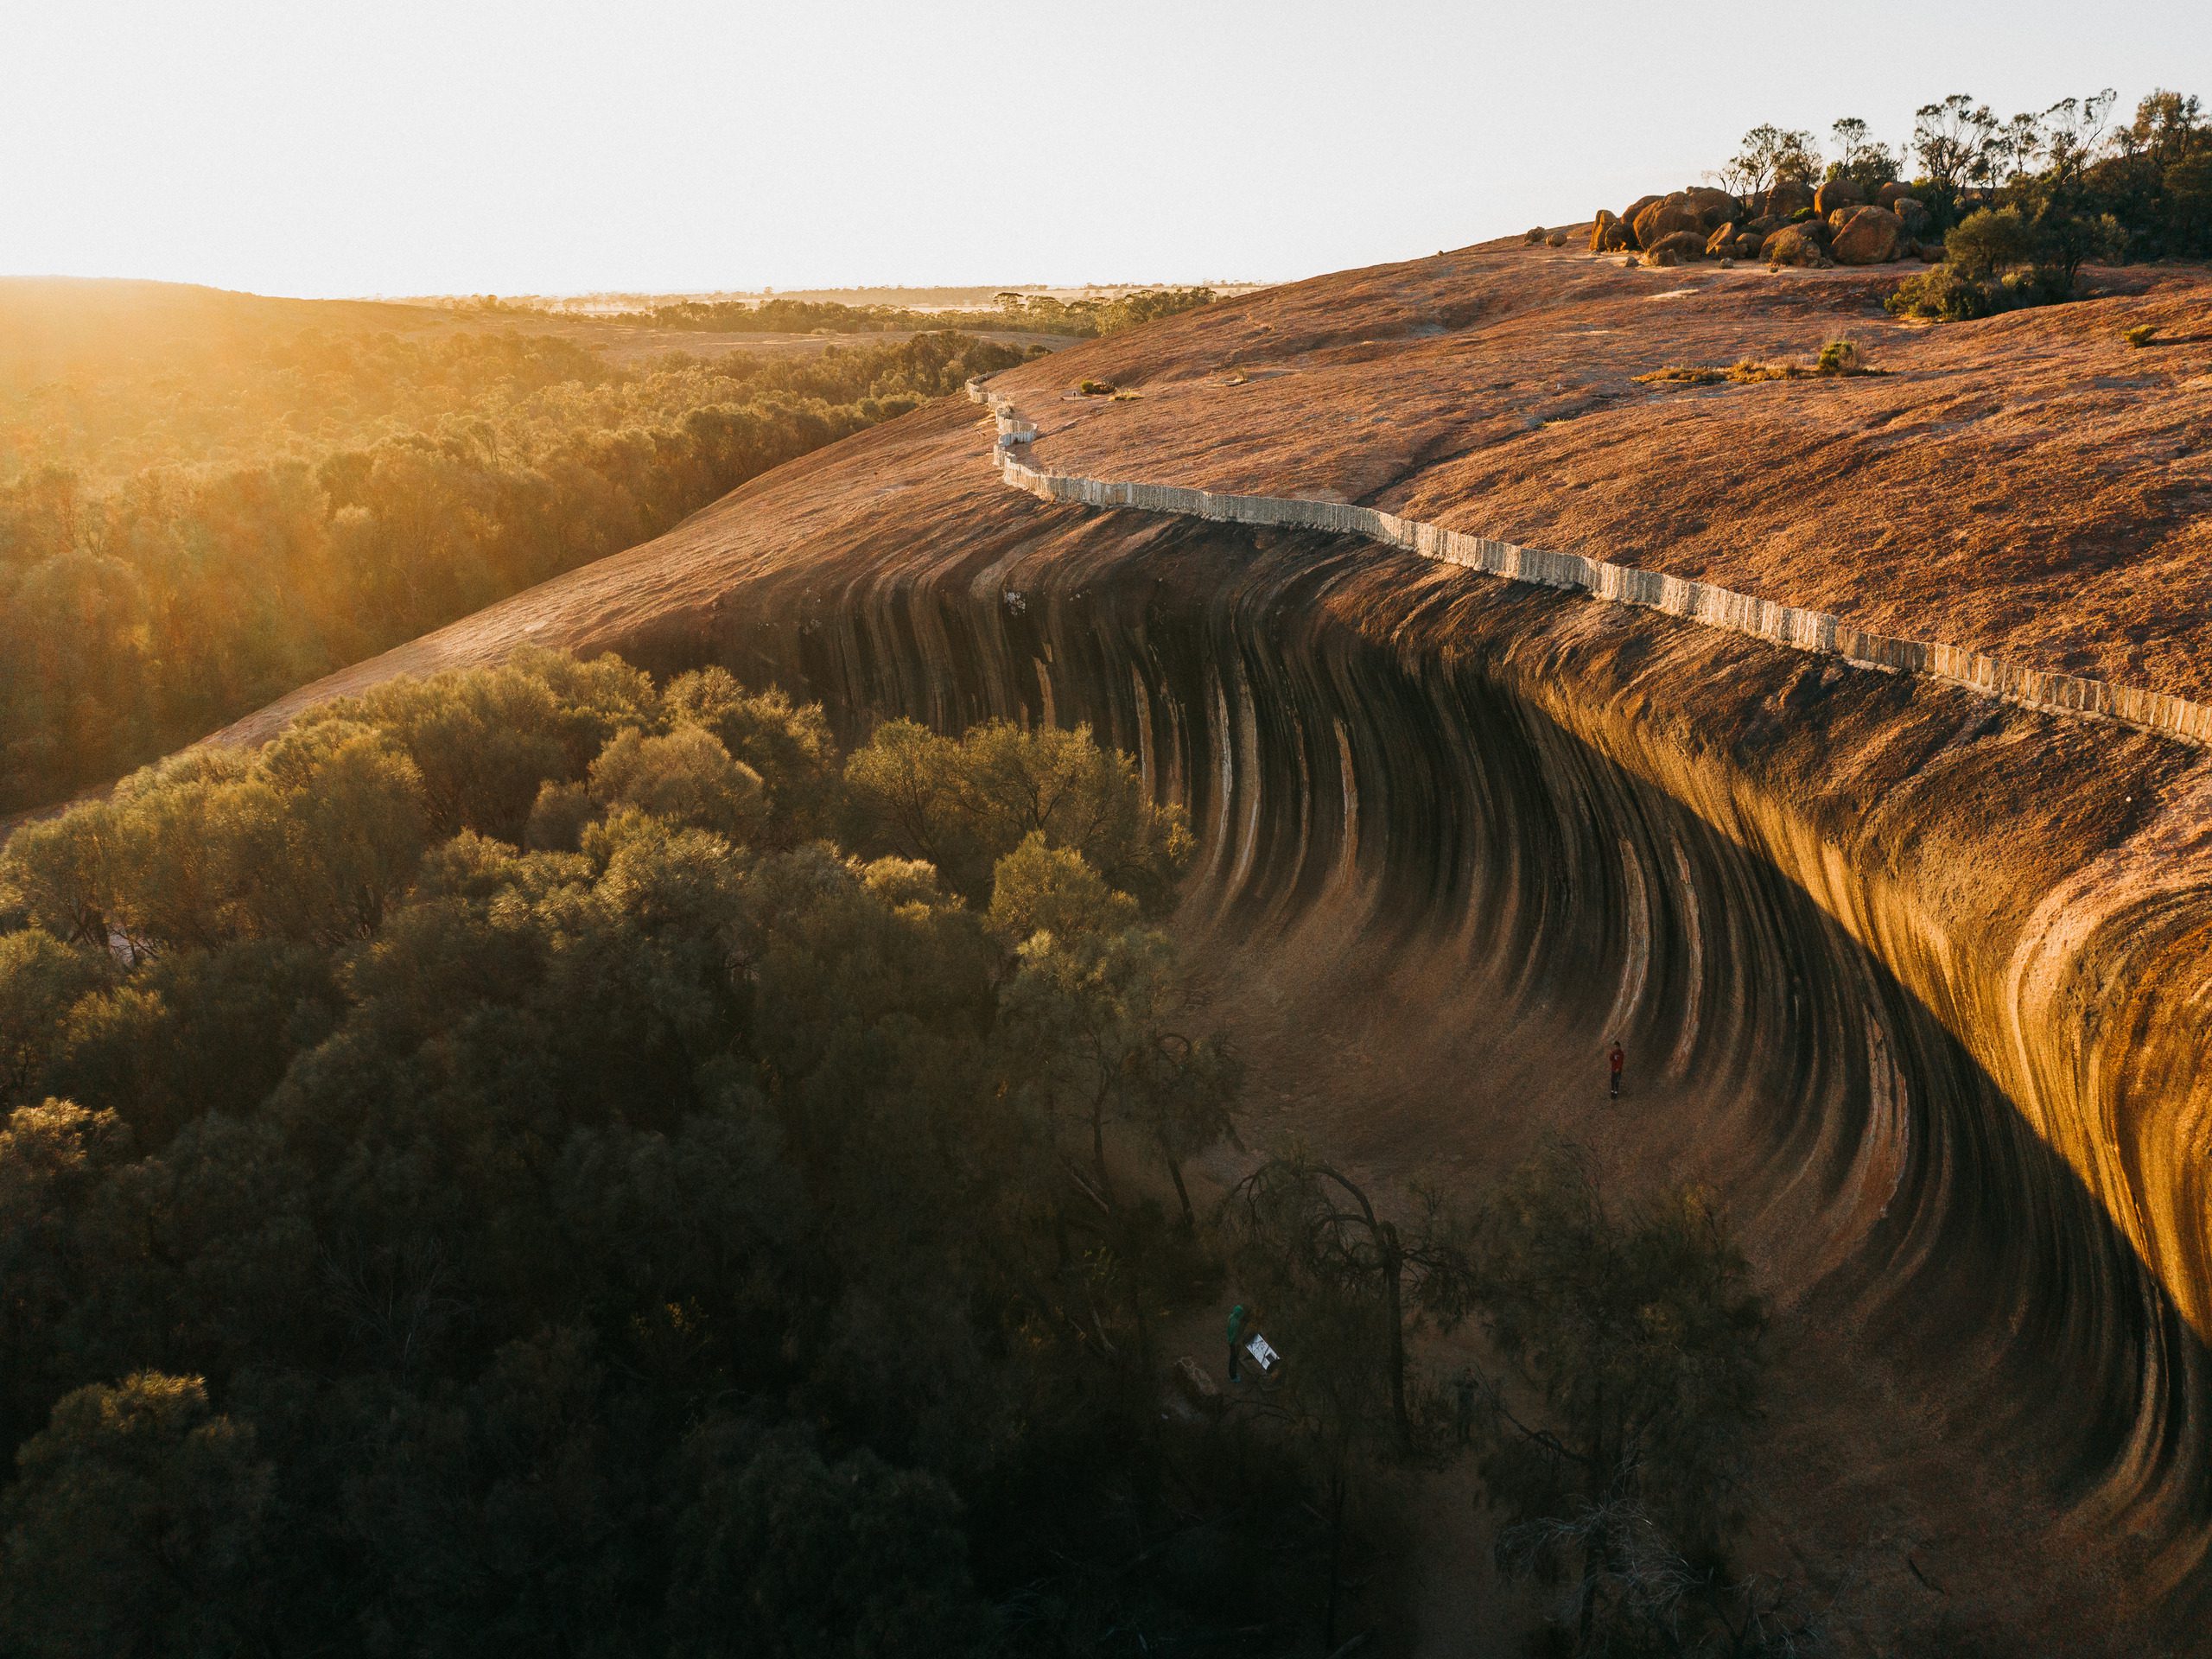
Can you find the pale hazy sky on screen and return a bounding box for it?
[4,0,2205,298]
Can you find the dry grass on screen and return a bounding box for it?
[1635,361,1815,385]
[1636,340,1885,385]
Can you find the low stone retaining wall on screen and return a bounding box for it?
[969,379,2212,747]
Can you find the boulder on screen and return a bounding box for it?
[1595,216,1636,252]
[1705,222,1740,256]
[1524,226,1548,244]
[1588,209,1620,251]
[1620,194,1664,243]
[1814,175,1864,218]
[1916,238,1944,264]
[1643,229,1709,267]
[1832,205,1904,264]
[1547,229,1569,247]
[1876,181,1912,208]
[1761,224,1830,267]
[1765,180,1815,220]
[1633,187,1741,249]
[1892,196,1929,234]
[1681,186,1745,228]
[1742,213,1781,238]
[1633,194,1700,248]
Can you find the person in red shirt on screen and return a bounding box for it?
[1608,1041,1624,1100]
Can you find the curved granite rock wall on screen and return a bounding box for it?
[655,489,2212,1619]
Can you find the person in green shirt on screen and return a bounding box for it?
[1227,1304,1248,1382]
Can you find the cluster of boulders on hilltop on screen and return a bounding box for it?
[1586,178,1944,269]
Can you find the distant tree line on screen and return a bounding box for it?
[625,287,1219,340]
[0,331,1032,813]
[5,327,611,486]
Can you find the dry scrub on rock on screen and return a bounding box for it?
[1634,338,1879,386]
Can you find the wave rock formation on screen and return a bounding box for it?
[215,245,2212,1644]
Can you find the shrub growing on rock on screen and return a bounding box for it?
[1886,263,1993,320]
[1815,338,1863,374]
[1884,203,2097,321]
[1636,344,1879,385]
[0,652,1289,1653]
[1946,205,2039,273]
[1885,258,2074,321]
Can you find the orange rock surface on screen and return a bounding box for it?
[995,240,2212,699]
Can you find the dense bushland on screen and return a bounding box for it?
[0,330,1030,812]
[0,652,1784,1654]
[0,652,1264,1654]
